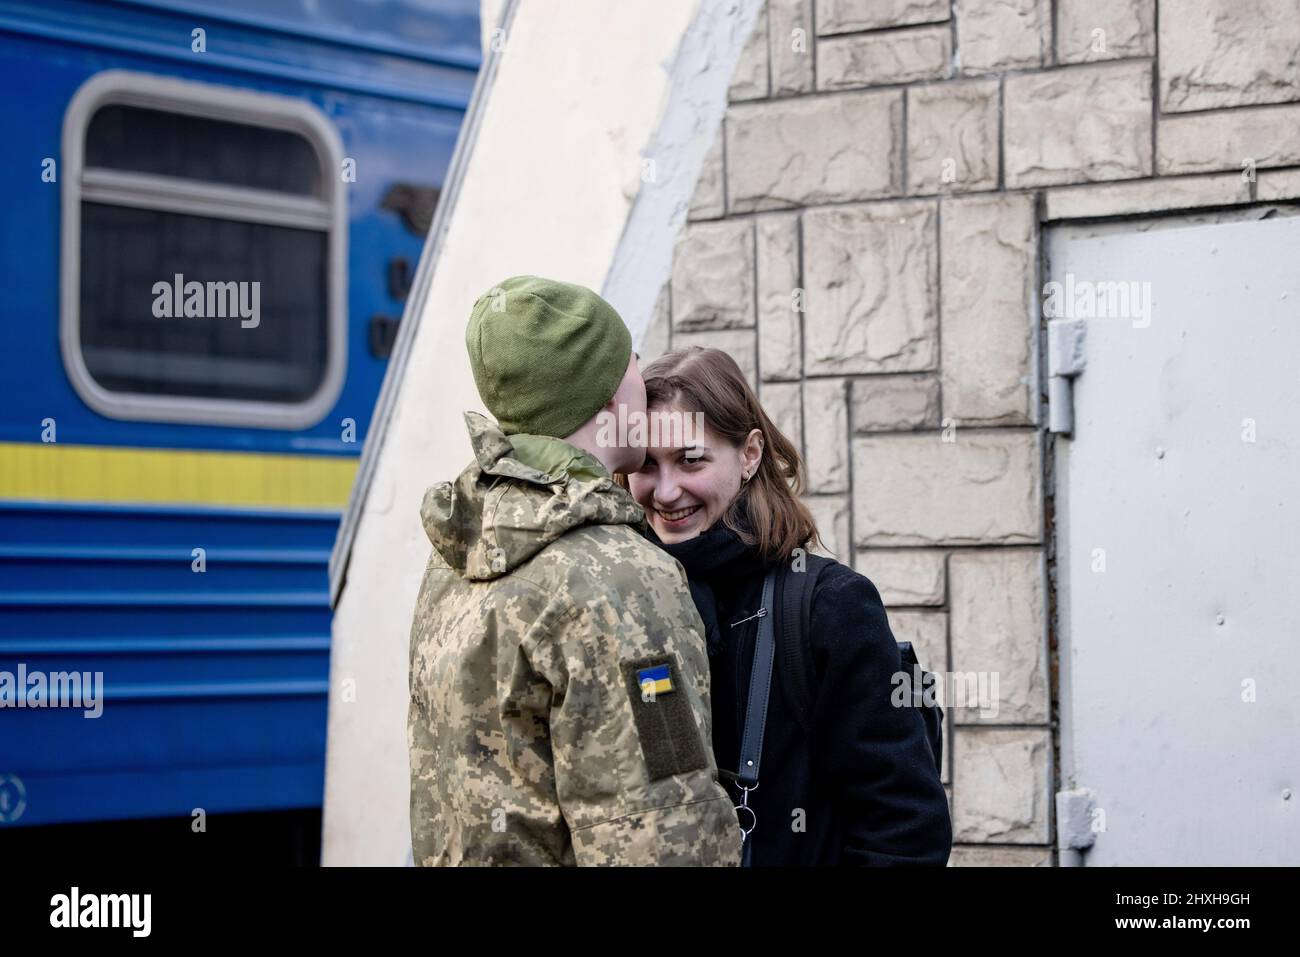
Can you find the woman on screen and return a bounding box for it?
[620,347,952,866]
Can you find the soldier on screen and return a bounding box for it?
[408,275,741,866]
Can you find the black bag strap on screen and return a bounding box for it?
[732,556,830,864]
[736,567,778,789]
[898,640,945,774]
[732,567,779,865]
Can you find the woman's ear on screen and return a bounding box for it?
[741,428,764,480]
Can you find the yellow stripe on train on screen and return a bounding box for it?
[0,442,358,509]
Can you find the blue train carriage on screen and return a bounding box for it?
[0,0,479,838]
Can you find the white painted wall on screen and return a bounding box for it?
[322,0,763,866]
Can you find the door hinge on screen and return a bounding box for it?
[1055,787,1098,852]
[1047,318,1087,435]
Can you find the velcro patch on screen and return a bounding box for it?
[622,656,708,782]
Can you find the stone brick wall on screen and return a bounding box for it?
[642,0,1300,866]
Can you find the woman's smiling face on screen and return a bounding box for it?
[627,402,761,544]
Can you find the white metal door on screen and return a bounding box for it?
[1051,212,1300,865]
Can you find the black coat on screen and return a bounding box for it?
[656,519,953,866]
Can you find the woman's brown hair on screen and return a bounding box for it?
[618,346,822,563]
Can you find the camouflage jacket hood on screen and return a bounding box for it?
[421,411,647,581]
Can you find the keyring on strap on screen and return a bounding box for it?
[734,781,759,839]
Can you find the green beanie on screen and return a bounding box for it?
[465,275,633,438]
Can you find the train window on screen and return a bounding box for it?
[61,71,347,428]
[85,106,323,196]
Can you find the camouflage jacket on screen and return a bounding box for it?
[408,411,740,866]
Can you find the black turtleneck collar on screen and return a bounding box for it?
[648,503,770,583]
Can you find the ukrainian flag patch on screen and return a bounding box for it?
[637,663,674,697]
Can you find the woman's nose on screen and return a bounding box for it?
[654,469,681,505]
